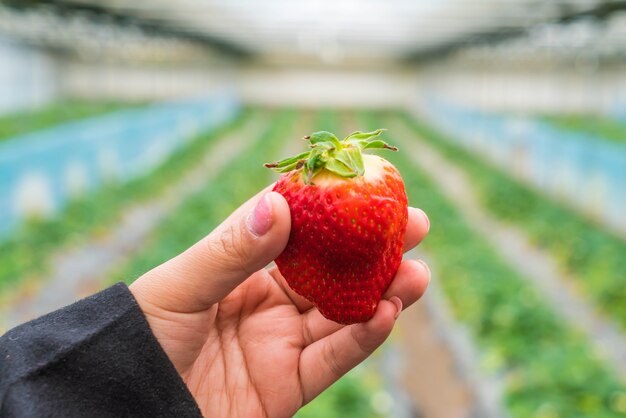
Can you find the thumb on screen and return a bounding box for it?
[130,190,291,313]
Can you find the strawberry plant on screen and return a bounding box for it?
[295,365,385,418]
[397,112,626,329]
[361,111,625,417]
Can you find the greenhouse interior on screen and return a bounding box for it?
[1,0,626,417]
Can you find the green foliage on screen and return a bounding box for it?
[296,365,385,418]
[542,114,626,144]
[0,101,140,141]
[0,110,251,296]
[398,112,626,329]
[267,128,392,183]
[315,109,340,133]
[360,111,625,417]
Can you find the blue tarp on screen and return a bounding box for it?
[417,95,626,235]
[0,92,239,239]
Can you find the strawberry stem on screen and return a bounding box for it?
[265,128,397,184]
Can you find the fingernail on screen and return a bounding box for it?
[389,296,403,320]
[247,194,272,237]
[417,259,431,284]
[417,208,430,232]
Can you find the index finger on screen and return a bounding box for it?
[404,207,430,252]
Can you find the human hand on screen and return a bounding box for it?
[129,187,430,418]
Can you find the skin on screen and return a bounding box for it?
[129,186,430,418]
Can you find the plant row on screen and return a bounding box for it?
[363,111,625,417]
[0,109,257,297]
[0,101,139,142]
[542,113,626,145]
[396,111,626,330]
[296,363,386,418]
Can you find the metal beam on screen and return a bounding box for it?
[2,0,254,58]
[403,0,626,63]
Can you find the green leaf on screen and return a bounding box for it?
[344,129,386,142]
[363,139,398,151]
[271,151,310,168]
[334,147,364,176]
[310,140,336,151]
[304,148,324,184]
[308,131,341,147]
[276,160,304,172]
[265,127,393,179]
[325,158,357,178]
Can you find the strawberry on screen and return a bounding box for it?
[265,129,408,324]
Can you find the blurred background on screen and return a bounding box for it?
[1,0,626,416]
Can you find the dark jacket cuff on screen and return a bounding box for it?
[0,282,202,418]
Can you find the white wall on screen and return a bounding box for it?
[416,64,626,115]
[61,61,237,101]
[0,38,60,115]
[238,65,417,108]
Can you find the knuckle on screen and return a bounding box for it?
[323,340,344,378]
[205,221,253,276]
[351,326,377,354]
[302,317,315,346]
[218,224,250,262]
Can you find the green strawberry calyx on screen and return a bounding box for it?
[264,129,397,184]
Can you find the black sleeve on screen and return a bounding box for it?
[0,283,202,418]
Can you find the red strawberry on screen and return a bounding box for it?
[265,129,408,324]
